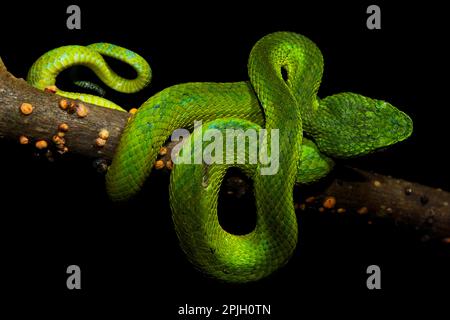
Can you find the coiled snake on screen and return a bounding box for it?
[27,32,413,282]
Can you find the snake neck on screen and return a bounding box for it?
[248,31,323,178]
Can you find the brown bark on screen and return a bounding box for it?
[0,57,449,241]
[296,167,450,242]
[0,57,129,161]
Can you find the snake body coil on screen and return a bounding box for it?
[27,32,413,282]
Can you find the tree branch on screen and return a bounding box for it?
[0,57,449,242]
[0,57,128,161]
[296,167,450,242]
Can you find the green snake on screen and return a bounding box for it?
[27,32,413,282]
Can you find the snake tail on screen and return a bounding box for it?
[27,43,152,111]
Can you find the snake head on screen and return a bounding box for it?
[310,92,413,158]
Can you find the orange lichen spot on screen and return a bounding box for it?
[52,135,65,145]
[19,135,29,145]
[129,108,138,115]
[76,103,89,118]
[44,85,57,93]
[357,207,369,215]
[373,180,382,187]
[35,140,48,149]
[57,146,69,154]
[59,99,68,110]
[56,142,66,150]
[159,147,168,156]
[57,131,65,138]
[58,123,69,132]
[337,208,346,214]
[166,160,174,170]
[323,196,336,209]
[98,129,109,140]
[69,101,78,113]
[20,103,33,115]
[95,137,106,147]
[305,196,315,204]
[154,160,164,170]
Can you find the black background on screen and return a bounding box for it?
[1,1,449,317]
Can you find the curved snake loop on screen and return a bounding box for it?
[27,32,413,282]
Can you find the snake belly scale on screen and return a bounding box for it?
[27,32,413,282]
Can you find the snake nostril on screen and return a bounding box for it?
[218,168,256,235]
